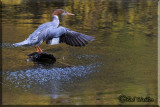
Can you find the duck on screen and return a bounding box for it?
[13,9,94,53]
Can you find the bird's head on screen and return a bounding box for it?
[52,9,74,16]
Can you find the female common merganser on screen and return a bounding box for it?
[13,9,94,53]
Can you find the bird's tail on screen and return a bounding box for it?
[13,40,30,47]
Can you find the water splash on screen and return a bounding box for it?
[1,42,15,48]
[3,63,102,93]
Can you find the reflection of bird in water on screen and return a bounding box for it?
[13,9,94,53]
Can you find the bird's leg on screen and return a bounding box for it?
[37,46,43,52]
[35,46,40,53]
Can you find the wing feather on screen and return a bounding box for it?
[45,26,94,46]
[59,27,94,47]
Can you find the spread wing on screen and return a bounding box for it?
[59,27,94,46]
[45,26,94,46]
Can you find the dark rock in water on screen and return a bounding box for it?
[27,52,56,64]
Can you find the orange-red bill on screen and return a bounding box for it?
[65,12,75,15]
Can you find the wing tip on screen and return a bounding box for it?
[88,36,95,41]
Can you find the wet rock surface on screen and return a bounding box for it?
[28,52,56,64]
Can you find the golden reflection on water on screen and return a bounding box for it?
[2,0,158,105]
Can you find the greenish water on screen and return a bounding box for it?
[2,0,158,105]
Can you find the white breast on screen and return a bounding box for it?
[50,38,60,45]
